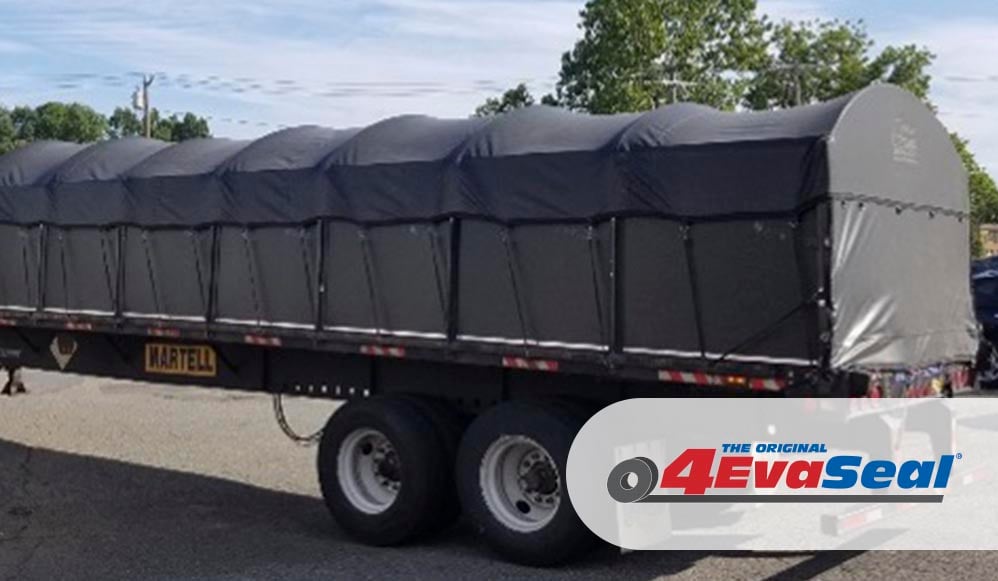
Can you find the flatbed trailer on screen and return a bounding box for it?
[0,85,976,565]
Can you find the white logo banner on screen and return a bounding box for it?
[567,397,995,550]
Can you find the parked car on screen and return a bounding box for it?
[973,256,998,388]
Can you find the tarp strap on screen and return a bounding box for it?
[608,217,621,355]
[358,227,384,336]
[710,290,821,368]
[190,230,208,316]
[681,223,708,358]
[19,229,31,307]
[587,225,607,347]
[427,225,448,330]
[58,230,69,312]
[501,226,531,351]
[313,219,326,332]
[205,226,220,323]
[298,226,315,318]
[141,230,164,314]
[445,217,461,342]
[36,225,47,312]
[114,227,125,317]
[241,227,264,325]
[99,228,115,310]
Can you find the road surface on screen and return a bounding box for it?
[0,371,995,580]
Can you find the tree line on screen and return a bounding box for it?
[473,0,998,253]
[0,102,211,155]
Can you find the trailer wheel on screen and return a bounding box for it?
[317,396,450,545]
[908,399,956,457]
[456,400,597,566]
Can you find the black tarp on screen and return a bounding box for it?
[0,96,842,226]
[0,84,978,372]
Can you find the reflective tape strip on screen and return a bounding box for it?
[360,345,406,358]
[502,357,559,372]
[748,378,786,392]
[659,369,785,391]
[148,327,181,338]
[244,334,282,347]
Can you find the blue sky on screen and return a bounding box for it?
[1,1,997,170]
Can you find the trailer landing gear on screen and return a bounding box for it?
[1,367,25,396]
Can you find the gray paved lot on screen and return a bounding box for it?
[1,371,996,580]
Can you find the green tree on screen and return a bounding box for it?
[549,0,769,113]
[474,83,536,117]
[745,20,934,109]
[108,107,211,141]
[0,107,16,155]
[155,112,211,142]
[107,107,143,139]
[9,106,38,142]
[953,135,998,257]
[14,102,109,143]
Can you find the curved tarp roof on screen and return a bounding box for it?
[0,84,967,227]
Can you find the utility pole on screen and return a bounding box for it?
[132,74,155,138]
[642,63,696,107]
[142,74,154,138]
[662,71,696,105]
[770,63,817,107]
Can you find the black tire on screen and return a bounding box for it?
[908,399,955,457]
[976,341,998,390]
[456,400,598,566]
[317,396,451,546]
[848,414,898,461]
[396,394,467,532]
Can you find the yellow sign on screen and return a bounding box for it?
[145,343,217,378]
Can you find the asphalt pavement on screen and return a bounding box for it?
[1,371,996,580]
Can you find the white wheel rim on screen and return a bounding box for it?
[336,428,400,514]
[479,435,561,533]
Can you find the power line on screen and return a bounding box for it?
[15,71,559,101]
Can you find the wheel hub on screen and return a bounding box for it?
[337,428,401,514]
[480,435,561,532]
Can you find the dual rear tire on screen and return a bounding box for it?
[456,400,598,566]
[317,396,596,565]
[317,396,460,545]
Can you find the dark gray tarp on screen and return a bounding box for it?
[0,84,977,372]
[0,92,846,226]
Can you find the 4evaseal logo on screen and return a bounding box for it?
[608,443,956,503]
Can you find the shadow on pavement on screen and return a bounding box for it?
[0,438,715,581]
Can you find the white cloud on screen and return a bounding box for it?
[0,39,34,54]
[875,18,998,172]
[0,0,581,133]
[756,0,831,23]
[5,0,996,173]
